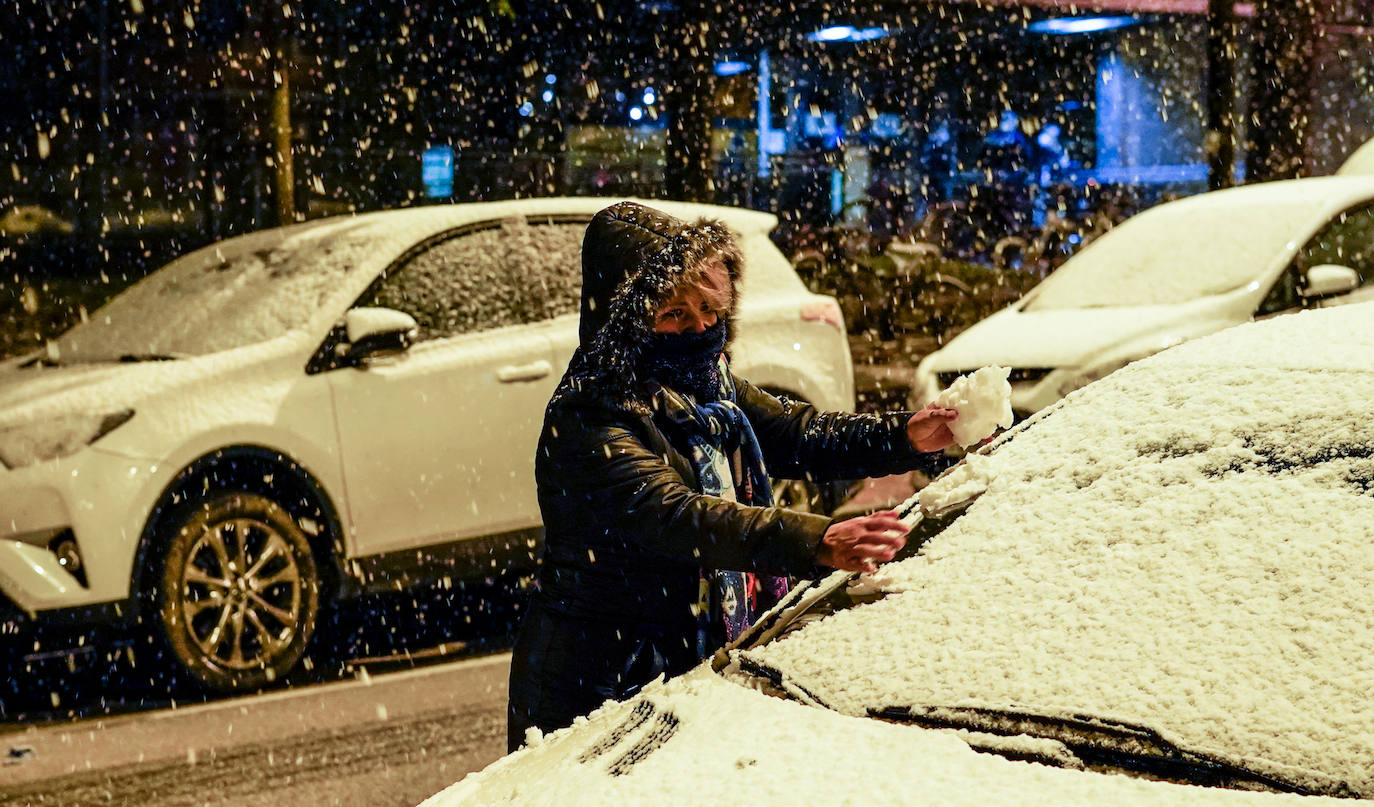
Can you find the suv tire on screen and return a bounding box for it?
[154,492,321,692]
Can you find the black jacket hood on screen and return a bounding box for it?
[554,201,745,413]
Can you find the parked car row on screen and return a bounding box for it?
[0,198,855,691]
[7,169,1374,708]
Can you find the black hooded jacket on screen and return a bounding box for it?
[532,201,938,627]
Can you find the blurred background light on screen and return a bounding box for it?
[808,25,888,43]
[1027,16,1139,35]
[714,60,752,76]
[811,25,855,42]
[851,27,888,41]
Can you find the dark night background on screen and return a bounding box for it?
[3,0,1373,357]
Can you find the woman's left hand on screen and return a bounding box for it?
[906,404,958,453]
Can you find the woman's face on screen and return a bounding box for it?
[652,259,730,334]
[653,285,718,334]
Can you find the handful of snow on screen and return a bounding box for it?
[931,365,1013,447]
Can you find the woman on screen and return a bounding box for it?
[507,201,956,750]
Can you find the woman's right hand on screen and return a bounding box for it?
[815,510,910,573]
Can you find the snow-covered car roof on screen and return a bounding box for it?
[740,301,1374,796]
[49,198,778,362]
[1025,175,1374,310]
[1337,138,1374,176]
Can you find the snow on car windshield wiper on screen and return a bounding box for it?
[726,658,1332,797]
[19,352,184,367]
[117,353,184,362]
[871,704,1356,798]
[107,354,186,365]
[719,476,991,669]
[18,354,60,368]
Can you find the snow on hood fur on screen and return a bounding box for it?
[553,201,745,414]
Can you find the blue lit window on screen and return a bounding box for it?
[807,25,887,43]
[1027,16,1138,35]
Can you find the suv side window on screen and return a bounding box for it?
[361,218,584,342]
[1259,203,1374,316]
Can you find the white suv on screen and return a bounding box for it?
[0,198,853,691]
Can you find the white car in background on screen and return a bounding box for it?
[0,198,853,692]
[1337,137,1374,176]
[426,301,1374,806]
[914,175,1374,418]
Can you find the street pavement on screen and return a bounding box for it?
[0,653,510,807]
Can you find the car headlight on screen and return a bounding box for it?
[0,410,135,469]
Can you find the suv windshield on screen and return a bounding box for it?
[1024,198,1309,310]
[49,217,379,361]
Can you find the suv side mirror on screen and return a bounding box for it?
[1301,264,1360,300]
[340,307,418,365]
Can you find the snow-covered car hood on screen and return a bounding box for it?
[0,336,305,428]
[426,666,1349,806]
[744,303,1374,797]
[923,296,1235,371]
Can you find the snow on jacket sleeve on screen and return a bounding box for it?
[537,408,830,576]
[732,372,946,481]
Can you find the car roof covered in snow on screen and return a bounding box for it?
[1337,137,1374,176]
[741,301,1374,796]
[47,198,781,362]
[343,196,781,234]
[1026,175,1374,310]
[1151,174,1374,214]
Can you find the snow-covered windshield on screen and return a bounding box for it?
[740,303,1374,796]
[1024,197,1310,310]
[48,217,387,361]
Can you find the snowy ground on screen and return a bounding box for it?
[0,654,510,807]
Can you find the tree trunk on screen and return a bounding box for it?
[1206,0,1237,189]
[1245,0,1320,181]
[271,3,296,225]
[664,9,714,202]
[272,73,295,225]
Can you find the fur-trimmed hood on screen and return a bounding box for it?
[553,201,746,414]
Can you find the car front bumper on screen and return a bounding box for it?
[0,446,159,616]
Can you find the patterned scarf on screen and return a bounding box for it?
[655,373,793,654]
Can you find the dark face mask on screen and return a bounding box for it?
[638,321,728,401]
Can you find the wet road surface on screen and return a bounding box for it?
[0,580,524,806]
[1,654,510,807]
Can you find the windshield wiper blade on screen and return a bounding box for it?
[117,353,183,362]
[872,704,1352,797]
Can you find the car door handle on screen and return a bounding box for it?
[496,360,553,383]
